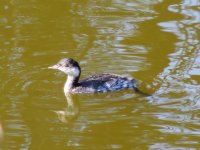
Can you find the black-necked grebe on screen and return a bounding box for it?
[48,58,149,95]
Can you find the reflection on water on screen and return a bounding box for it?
[156,0,200,104]
[70,0,155,74]
[55,94,79,123]
[0,0,200,149]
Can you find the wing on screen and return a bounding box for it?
[75,74,137,93]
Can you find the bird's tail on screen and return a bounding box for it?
[134,87,151,97]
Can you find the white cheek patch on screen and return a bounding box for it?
[70,67,80,77]
[58,67,80,77]
[58,67,67,73]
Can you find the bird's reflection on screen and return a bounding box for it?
[54,94,79,123]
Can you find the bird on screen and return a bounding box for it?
[48,58,150,96]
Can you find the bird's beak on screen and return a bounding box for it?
[48,64,59,69]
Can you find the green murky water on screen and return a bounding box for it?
[0,0,200,149]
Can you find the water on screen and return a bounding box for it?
[0,0,200,149]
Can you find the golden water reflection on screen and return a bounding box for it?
[0,122,3,142]
[0,0,200,149]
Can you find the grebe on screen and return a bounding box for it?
[48,58,149,95]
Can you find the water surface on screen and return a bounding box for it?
[0,0,200,149]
